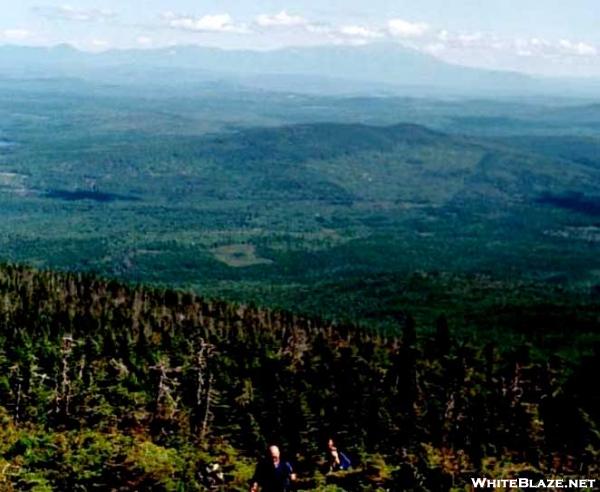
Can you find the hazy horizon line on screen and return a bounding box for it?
[4,40,600,83]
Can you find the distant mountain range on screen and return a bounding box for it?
[1,43,599,97]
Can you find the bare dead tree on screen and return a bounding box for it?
[195,339,217,441]
[150,358,182,420]
[9,364,22,422]
[55,335,74,417]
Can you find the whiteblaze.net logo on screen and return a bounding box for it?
[471,478,597,489]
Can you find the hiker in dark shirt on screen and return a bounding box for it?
[250,445,296,492]
[327,438,351,472]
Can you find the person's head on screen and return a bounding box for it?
[268,445,281,463]
[327,438,335,450]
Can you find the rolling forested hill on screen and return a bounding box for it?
[0,264,598,490]
[1,79,599,314]
[2,99,600,338]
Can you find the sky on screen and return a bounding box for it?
[1,0,600,77]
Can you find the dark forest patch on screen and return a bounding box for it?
[537,192,600,217]
[44,189,141,202]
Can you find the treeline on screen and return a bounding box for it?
[0,264,598,491]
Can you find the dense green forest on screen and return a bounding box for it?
[1,76,600,490]
[1,80,600,326]
[0,264,598,490]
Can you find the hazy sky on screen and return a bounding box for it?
[2,0,600,77]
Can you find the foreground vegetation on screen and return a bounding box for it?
[0,264,597,490]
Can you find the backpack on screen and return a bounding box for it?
[338,451,352,470]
